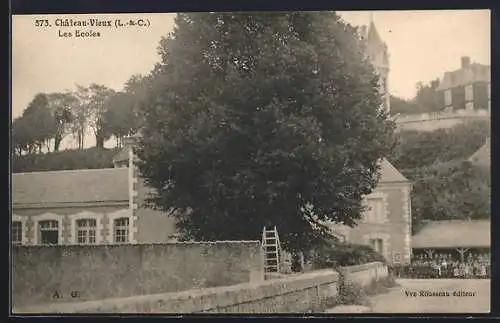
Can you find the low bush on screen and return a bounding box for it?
[336,280,369,306]
[309,242,386,270]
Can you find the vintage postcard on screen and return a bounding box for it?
[11,10,491,315]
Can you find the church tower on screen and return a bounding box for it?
[364,13,391,115]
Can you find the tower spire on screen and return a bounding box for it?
[369,11,374,25]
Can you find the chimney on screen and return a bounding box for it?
[461,56,471,69]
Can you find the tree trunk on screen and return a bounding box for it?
[95,131,105,148]
[77,130,85,149]
[54,135,62,152]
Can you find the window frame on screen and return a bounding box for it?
[12,214,27,245]
[363,193,388,224]
[106,209,135,244]
[76,218,98,245]
[38,219,60,245]
[33,213,64,246]
[12,220,23,245]
[113,217,130,244]
[363,233,390,260]
[70,211,103,245]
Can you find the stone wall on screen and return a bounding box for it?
[12,241,263,307]
[395,110,489,132]
[339,262,389,288]
[13,262,388,314]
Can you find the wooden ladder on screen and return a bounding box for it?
[262,226,280,278]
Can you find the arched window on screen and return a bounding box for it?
[33,213,64,245]
[106,209,135,244]
[76,219,97,244]
[114,217,129,243]
[39,220,59,245]
[70,211,103,245]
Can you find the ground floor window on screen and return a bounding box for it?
[39,220,59,245]
[12,221,22,244]
[76,219,97,244]
[114,217,129,243]
[370,238,384,255]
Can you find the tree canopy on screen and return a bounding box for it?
[12,76,146,155]
[389,79,442,115]
[136,12,395,251]
[389,120,491,234]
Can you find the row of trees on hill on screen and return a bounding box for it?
[390,79,443,115]
[12,75,150,156]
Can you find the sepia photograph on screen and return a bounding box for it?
[11,9,491,315]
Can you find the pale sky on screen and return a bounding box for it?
[11,10,490,149]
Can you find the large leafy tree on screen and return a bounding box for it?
[390,121,491,234]
[408,160,490,234]
[77,84,116,148]
[136,12,395,251]
[19,93,56,153]
[47,92,78,151]
[12,116,36,155]
[390,120,490,170]
[102,91,138,147]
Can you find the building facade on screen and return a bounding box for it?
[329,159,412,265]
[12,138,177,246]
[436,56,491,112]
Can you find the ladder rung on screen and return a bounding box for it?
[265,251,278,254]
[266,258,278,261]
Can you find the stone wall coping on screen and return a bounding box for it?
[339,262,385,273]
[395,109,489,124]
[13,241,262,250]
[14,269,340,314]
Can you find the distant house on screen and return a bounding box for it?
[329,159,412,265]
[468,137,490,169]
[411,219,490,262]
[436,56,491,112]
[11,136,177,246]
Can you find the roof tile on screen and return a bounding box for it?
[379,158,409,183]
[13,168,129,206]
[412,219,490,249]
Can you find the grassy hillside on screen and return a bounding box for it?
[12,147,120,173]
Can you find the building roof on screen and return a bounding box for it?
[468,137,490,168]
[379,158,409,183]
[412,219,490,249]
[366,21,384,49]
[12,168,129,207]
[437,63,490,91]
